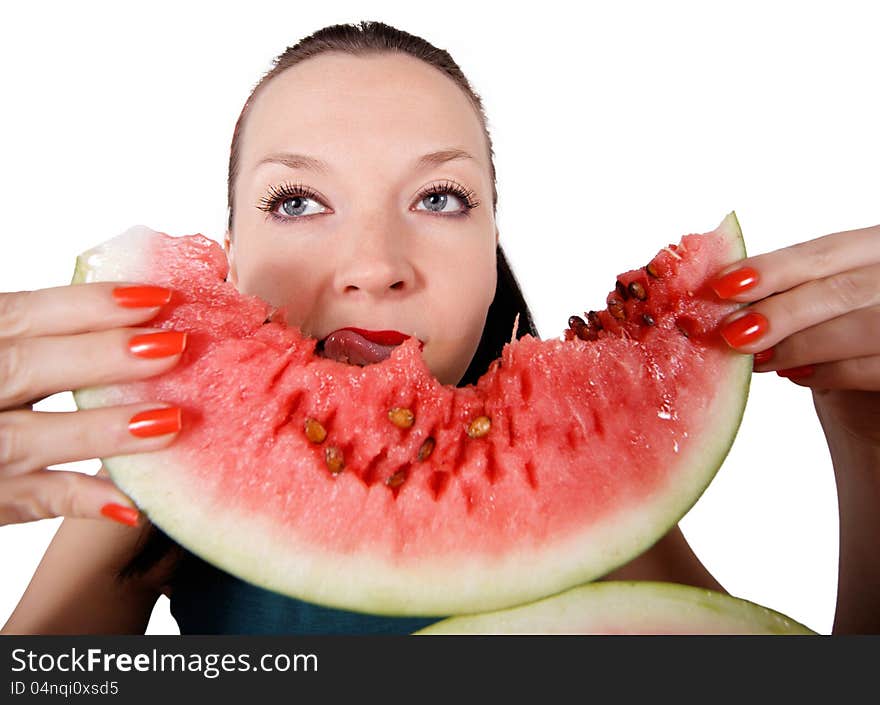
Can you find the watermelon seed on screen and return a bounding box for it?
[586,310,604,330]
[304,417,327,444]
[467,415,492,438]
[388,407,415,428]
[676,323,690,338]
[628,281,647,301]
[325,445,345,475]
[642,313,656,326]
[645,261,660,278]
[607,297,626,320]
[386,470,407,488]
[418,436,436,461]
[568,315,597,342]
[615,280,629,301]
[577,327,598,342]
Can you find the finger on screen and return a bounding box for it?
[0,470,141,527]
[0,282,174,341]
[0,402,182,476]
[709,223,880,303]
[752,306,880,372]
[763,354,880,392]
[716,263,880,354]
[0,326,188,409]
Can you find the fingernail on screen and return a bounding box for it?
[113,285,173,308]
[128,330,187,359]
[710,266,760,299]
[753,347,775,365]
[100,503,140,527]
[720,312,769,348]
[776,365,814,379]
[128,407,182,438]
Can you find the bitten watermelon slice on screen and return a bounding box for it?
[71,212,751,616]
[414,581,815,634]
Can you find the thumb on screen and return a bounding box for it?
[0,470,141,528]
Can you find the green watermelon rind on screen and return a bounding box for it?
[413,580,816,634]
[71,213,754,617]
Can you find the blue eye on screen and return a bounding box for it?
[256,182,328,222]
[414,180,481,216]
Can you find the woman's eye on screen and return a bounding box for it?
[277,195,327,218]
[415,191,466,215]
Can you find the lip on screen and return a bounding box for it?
[324,327,425,350]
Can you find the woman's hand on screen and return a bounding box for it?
[708,221,880,633]
[708,222,880,446]
[0,283,186,528]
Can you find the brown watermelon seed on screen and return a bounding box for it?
[628,281,647,301]
[325,445,345,475]
[642,313,656,326]
[467,415,492,438]
[418,436,436,461]
[388,407,415,428]
[646,261,660,278]
[615,280,629,301]
[304,417,327,444]
[569,315,597,341]
[608,298,626,320]
[386,470,407,488]
[676,323,690,338]
[586,310,604,330]
[576,325,598,342]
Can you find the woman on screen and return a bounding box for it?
[1,21,878,634]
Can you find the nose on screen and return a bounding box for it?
[332,209,417,297]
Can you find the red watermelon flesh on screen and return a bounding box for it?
[71,212,751,616]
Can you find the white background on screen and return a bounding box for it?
[1,1,877,635]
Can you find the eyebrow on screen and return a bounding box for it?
[254,148,477,174]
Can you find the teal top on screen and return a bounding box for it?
[169,553,442,635]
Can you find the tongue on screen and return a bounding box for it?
[319,330,398,366]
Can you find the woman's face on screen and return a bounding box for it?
[227,52,498,386]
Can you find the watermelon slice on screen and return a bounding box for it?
[71,212,751,616]
[414,581,815,634]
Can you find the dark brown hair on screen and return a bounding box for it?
[118,20,539,588]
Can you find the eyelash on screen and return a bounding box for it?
[255,179,481,223]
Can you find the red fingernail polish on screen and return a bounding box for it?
[100,503,140,527]
[710,266,760,299]
[776,365,814,379]
[128,331,188,359]
[720,312,769,348]
[112,285,173,308]
[128,407,182,438]
[753,348,775,365]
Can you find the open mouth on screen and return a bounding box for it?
[317,328,423,366]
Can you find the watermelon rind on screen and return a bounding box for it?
[413,581,816,634]
[71,214,754,617]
